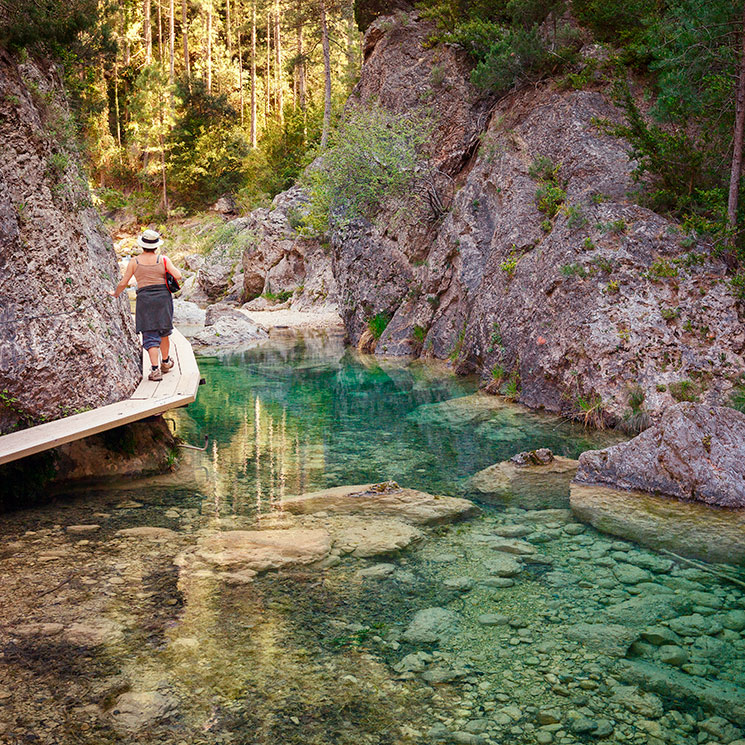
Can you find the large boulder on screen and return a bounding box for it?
[0,54,140,432]
[574,403,745,508]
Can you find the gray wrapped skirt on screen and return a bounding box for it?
[135,285,173,333]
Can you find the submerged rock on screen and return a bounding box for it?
[281,482,479,525]
[571,483,745,565]
[180,528,331,577]
[402,607,459,644]
[109,690,178,732]
[468,456,578,510]
[565,623,639,657]
[330,517,422,557]
[575,403,745,508]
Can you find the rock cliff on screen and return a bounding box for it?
[238,11,744,425]
[0,51,141,434]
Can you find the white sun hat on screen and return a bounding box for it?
[137,229,163,249]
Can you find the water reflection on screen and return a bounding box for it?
[171,331,617,516]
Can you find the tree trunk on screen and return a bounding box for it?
[207,1,213,93]
[157,0,163,65]
[297,18,305,140]
[227,0,232,55]
[182,0,190,80]
[344,0,357,87]
[265,11,271,121]
[320,0,331,149]
[728,6,745,233]
[237,1,244,125]
[144,0,152,64]
[274,0,283,124]
[114,61,122,151]
[169,0,175,85]
[251,0,257,147]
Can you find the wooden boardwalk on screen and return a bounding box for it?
[0,329,201,466]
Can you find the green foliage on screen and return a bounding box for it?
[528,154,559,182]
[500,252,519,277]
[0,0,100,51]
[575,394,605,429]
[304,104,431,236]
[560,263,588,279]
[502,371,520,401]
[591,256,614,273]
[367,312,392,339]
[669,379,699,402]
[571,0,657,44]
[605,279,620,293]
[563,204,587,230]
[536,182,566,218]
[731,273,745,302]
[491,364,506,381]
[488,321,503,353]
[413,325,427,343]
[660,306,681,321]
[647,257,678,280]
[262,290,294,304]
[729,386,745,414]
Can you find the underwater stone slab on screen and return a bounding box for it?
[617,659,745,726]
[405,393,521,427]
[602,595,692,627]
[116,527,177,540]
[281,483,479,525]
[187,528,331,573]
[329,517,422,558]
[575,403,745,508]
[64,618,125,646]
[468,456,579,510]
[110,690,178,732]
[402,607,459,644]
[571,483,745,566]
[566,623,639,657]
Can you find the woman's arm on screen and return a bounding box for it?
[163,255,182,280]
[110,258,137,297]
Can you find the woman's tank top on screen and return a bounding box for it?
[134,255,167,288]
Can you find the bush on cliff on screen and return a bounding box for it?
[302,104,431,235]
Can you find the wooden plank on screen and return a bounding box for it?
[0,328,202,466]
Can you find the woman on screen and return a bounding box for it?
[111,229,182,381]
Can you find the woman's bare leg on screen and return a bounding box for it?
[147,347,160,367]
[161,336,170,361]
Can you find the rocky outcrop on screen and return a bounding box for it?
[245,12,744,424]
[339,21,745,421]
[239,185,337,311]
[574,403,745,508]
[0,51,140,432]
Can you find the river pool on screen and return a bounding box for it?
[0,331,743,745]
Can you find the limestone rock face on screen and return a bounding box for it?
[0,53,140,432]
[575,403,745,508]
[239,185,338,312]
[191,310,269,349]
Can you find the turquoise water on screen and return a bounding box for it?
[172,332,615,507]
[0,332,743,745]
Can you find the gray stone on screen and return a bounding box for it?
[402,608,459,644]
[617,659,745,726]
[357,563,396,579]
[610,685,664,718]
[612,563,652,585]
[110,690,178,731]
[444,576,474,591]
[642,626,682,646]
[575,404,745,508]
[602,595,691,627]
[484,553,523,578]
[658,645,688,666]
[668,614,723,637]
[477,614,509,627]
[566,623,639,657]
[722,610,745,632]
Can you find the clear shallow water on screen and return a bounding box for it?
[0,332,743,745]
[171,331,617,509]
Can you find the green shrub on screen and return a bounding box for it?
[592,256,614,273]
[535,182,566,217]
[560,263,588,279]
[413,325,426,343]
[304,104,432,236]
[730,386,745,414]
[503,372,520,401]
[660,306,680,321]
[648,257,678,280]
[669,379,699,402]
[528,155,559,181]
[563,203,588,230]
[262,289,294,304]
[368,312,392,339]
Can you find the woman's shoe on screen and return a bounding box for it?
[148,368,163,381]
[161,357,174,373]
